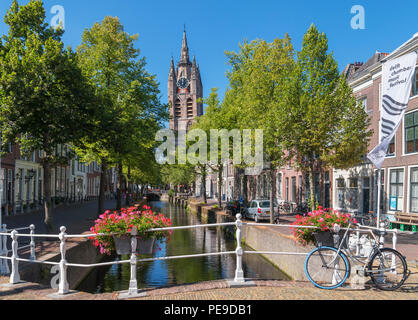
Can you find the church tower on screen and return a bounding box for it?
[168,29,203,132]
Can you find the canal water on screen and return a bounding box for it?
[76,201,289,293]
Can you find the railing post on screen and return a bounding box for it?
[379,222,386,249]
[58,226,69,295]
[0,224,10,275]
[234,214,245,283]
[9,230,20,284]
[128,227,138,295]
[355,230,361,256]
[392,228,398,250]
[29,224,36,261]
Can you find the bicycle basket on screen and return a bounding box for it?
[313,231,347,248]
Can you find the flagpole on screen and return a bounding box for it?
[376,168,381,228]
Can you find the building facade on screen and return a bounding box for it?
[333,32,418,217]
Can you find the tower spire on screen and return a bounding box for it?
[169,56,176,80]
[180,27,190,64]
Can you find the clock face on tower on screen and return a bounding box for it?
[177,77,189,89]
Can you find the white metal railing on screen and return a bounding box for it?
[0,215,410,297]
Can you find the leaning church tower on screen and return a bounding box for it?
[168,29,203,132]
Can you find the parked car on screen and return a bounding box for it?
[242,199,279,223]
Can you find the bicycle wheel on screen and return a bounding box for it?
[368,248,408,291]
[305,247,351,290]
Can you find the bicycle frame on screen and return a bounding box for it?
[326,223,395,279]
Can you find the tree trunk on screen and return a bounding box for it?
[43,159,53,233]
[242,173,248,203]
[98,158,107,217]
[218,164,223,209]
[201,165,207,204]
[309,164,316,212]
[319,166,325,208]
[125,165,131,207]
[116,162,123,210]
[269,169,276,224]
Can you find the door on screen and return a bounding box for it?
[363,177,370,214]
[291,177,296,203]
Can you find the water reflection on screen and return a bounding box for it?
[77,201,289,293]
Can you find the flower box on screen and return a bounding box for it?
[113,235,155,255]
[291,207,355,246]
[89,205,172,255]
[312,231,347,248]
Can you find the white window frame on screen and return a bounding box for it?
[387,166,406,213]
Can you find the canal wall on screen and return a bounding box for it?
[241,225,313,281]
[184,200,312,281]
[19,235,104,290]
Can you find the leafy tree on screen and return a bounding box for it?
[284,24,372,210]
[76,16,167,213]
[0,0,96,232]
[191,88,232,208]
[224,37,295,222]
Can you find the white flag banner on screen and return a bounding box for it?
[367,51,418,169]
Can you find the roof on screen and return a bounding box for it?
[344,32,418,84]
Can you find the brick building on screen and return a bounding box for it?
[333,32,418,216]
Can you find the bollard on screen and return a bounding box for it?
[29,224,36,261]
[58,226,69,295]
[9,230,20,284]
[234,214,245,283]
[128,227,138,295]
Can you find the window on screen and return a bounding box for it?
[277,173,282,199]
[374,170,385,213]
[410,168,418,213]
[285,178,289,201]
[348,177,359,209]
[389,169,404,211]
[405,111,418,154]
[349,178,358,188]
[187,99,193,118]
[336,178,345,208]
[358,97,368,112]
[412,68,418,97]
[174,99,181,118]
[387,136,395,156]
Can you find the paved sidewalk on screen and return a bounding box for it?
[2,199,118,235]
[275,215,418,262]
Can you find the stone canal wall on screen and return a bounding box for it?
[19,235,104,290]
[184,199,311,281]
[241,225,313,281]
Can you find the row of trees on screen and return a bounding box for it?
[181,24,372,223]
[0,0,166,232]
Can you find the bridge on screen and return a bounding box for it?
[143,192,160,201]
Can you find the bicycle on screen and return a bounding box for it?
[353,212,390,229]
[295,202,309,215]
[304,223,408,291]
[279,201,292,213]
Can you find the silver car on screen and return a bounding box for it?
[243,199,279,223]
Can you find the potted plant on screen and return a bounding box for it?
[290,206,355,247]
[89,205,172,255]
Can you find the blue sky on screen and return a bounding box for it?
[1,0,417,119]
